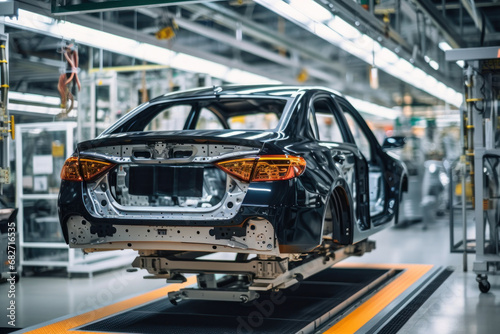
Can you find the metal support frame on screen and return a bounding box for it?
[188,2,346,75]
[323,0,411,51]
[448,156,475,271]
[319,0,460,90]
[251,241,375,291]
[411,0,466,48]
[459,0,495,34]
[171,16,341,84]
[136,240,375,303]
[446,47,500,292]
[446,47,500,62]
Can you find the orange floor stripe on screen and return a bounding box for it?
[325,263,433,334]
[25,264,432,334]
[27,275,197,334]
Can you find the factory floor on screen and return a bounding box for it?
[1,216,499,333]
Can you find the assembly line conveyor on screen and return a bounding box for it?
[15,264,451,334]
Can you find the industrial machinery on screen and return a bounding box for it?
[446,47,500,292]
[16,122,135,276]
[77,71,135,142]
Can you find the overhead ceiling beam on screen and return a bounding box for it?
[172,15,343,84]
[133,7,345,85]
[410,0,466,48]
[181,3,347,76]
[321,0,460,89]
[459,0,494,35]
[14,0,400,104]
[183,3,397,103]
[322,0,412,53]
[436,2,500,10]
[445,46,500,61]
[483,32,500,43]
[50,0,221,16]
[175,17,338,81]
[136,6,354,88]
[13,3,303,86]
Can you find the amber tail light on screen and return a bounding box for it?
[61,157,115,182]
[215,155,306,182]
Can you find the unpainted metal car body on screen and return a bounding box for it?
[58,85,407,259]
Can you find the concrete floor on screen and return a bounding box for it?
[1,216,499,333]
[349,218,500,334]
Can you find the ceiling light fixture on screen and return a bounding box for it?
[256,0,463,107]
[346,96,398,120]
[5,9,279,85]
[438,42,452,52]
[5,9,400,119]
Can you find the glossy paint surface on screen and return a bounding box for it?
[58,85,406,252]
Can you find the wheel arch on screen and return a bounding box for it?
[402,173,409,193]
[326,182,354,245]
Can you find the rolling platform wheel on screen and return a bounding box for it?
[169,292,183,305]
[479,280,491,293]
[477,274,490,293]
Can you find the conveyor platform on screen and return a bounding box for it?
[14,264,452,334]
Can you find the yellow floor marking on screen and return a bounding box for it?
[325,263,433,334]
[26,263,433,334]
[27,275,197,334]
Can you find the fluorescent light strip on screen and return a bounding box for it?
[438,42,452,52]
[9,91,78,117]
[9,103,60,115]
[5,9,279,85]
[6,10,399,120]
[346,96,399,120]
[256,0,463,107]
[9,91,61,105]
[289,0,332,22]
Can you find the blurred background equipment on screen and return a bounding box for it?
[57,40,81,117]
[15,122,135,277]
[446,46,500,293]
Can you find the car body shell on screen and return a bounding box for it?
[58,85,407,255]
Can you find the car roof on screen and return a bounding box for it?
[151,84,343,102]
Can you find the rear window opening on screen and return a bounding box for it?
[228,113,279,130]
[110,98,287,133]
